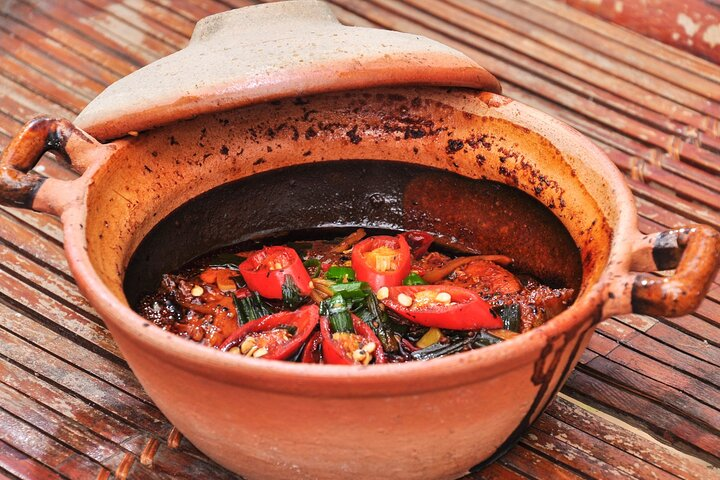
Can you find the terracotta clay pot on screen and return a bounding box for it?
[1,2,718,479]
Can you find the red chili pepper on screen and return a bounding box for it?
[381,285,501,330]
[401,231,434,259]
[301,330,323,363]
[351,235,411,291]
[239,246,312,299]
[320,314,387,365]
[219,305,319,360]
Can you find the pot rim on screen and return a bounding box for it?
[59,97,638,396]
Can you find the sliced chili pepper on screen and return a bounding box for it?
[219,304,319,360]
[239,246,312,299]
[380,285,501,330]
[401,230,434,258]
[301,330,323,363]
[320,313,387,365]
[351,235,412,291]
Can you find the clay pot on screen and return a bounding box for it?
[0,2,717,479]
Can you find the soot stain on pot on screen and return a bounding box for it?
[446,139,464,153]
[441,120,570,216]
[470,305,600,472]
[346,126,362,144]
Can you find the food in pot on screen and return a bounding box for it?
[136,229,574,363]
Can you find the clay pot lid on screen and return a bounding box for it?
[74,0,501,141]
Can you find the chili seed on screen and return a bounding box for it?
[376,287,389,300]
[245,345,259,357]
[364,342,377,354]
[253,347,269,358]
[352,349,367,363]
[228,347,241,355]
[191,285,203,297]
[435,292,452,304]
[240,337,256,354]
[397,293,413,307]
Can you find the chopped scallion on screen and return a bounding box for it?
[325,266,356,282]
[234,292,273,324]
[329,281,371,301]
[410,331,501,360]
[402,272,427,285]
[281,275,304,309]
[320,294,353,333]
[354,293,399,353]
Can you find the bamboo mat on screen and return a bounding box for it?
[0,1,718,479]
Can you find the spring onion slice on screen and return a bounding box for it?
[234,292,273,324]
[325,266,356,282]
[329,281,371,301]
[354,293,399,353]
[320,294,353,333]
[281,275,304,310]
[402,272,427,285]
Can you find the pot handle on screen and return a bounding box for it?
[0,116,107,215]
[623,225,720,317]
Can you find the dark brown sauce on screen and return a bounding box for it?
[134,227,575,364]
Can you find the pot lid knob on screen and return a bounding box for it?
[75,0,501,141]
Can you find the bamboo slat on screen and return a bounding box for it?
[0,1,718,478]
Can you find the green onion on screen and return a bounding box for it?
[302,258,322,278]
[354,293,399,353]
[320,294,353,333]
[402,272,427,285]
[234,292,273,324]
[281,275,304,310]
[231,275,246,288]
[325,266,356,282]
[329,281,371,301]
[410,339,469,361]
[410,332,501,360]
[207,253,246,269]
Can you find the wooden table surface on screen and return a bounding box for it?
[0,1,719,479]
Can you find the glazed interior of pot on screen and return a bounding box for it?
[123,161,583,304]
[83,87,614,312]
